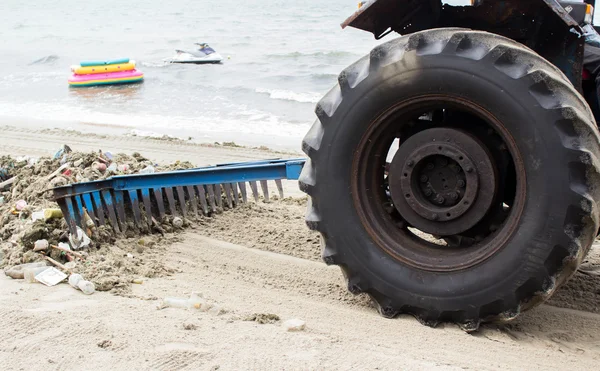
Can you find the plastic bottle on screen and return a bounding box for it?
[5,262,48,279]
[68,274,95,295]
[162,293,205,310]
[23,266,51,283]
[78,280,95,295]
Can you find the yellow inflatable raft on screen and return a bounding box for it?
[71,61,136,75]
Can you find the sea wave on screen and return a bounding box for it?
[29,55,60,65]
[266,51,359,59]
[255,88,321,103]
[0,101,311,139]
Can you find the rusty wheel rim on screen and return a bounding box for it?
[351,95,525,272]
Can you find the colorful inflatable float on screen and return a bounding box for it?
[68,58,144,87]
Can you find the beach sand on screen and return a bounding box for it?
[1,125,600,370]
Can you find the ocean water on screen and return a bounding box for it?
[0,0,384,150]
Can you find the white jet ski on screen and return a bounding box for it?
[170,43,223,64]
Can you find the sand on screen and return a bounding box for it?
[1,126,600,370]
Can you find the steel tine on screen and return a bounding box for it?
[275,179,284,198]
[92,191,105,226]
[231,183,239,205]
[165,187,178,216]
[223,183,233,208]
[82,193,96,223]
[195,185,209,214]
[153,188,166,219]
[238,182,247,203]
[207,185,217,212]
[186,185,199,216]
[141,188,152,227]
[176,186,188,217]
[114,190,127,232]
[128,190,142,227]
[102,190,121,233]
[260,180,270,202]
[249,181,259,203]
[215,184,223,209]
[63,197,79,235]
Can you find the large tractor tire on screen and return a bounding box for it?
[300,28,600,330]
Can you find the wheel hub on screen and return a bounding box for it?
[389,128,497,236]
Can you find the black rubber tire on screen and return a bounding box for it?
[299,29,600,330]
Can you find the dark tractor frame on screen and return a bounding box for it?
[344,0,597,112]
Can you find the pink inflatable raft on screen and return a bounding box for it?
[68,69,144,87]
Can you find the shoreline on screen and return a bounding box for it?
[0,115,307,152]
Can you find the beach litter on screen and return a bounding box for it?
[4,262,49,279]
[68,273,96,295]
[33,239,49,252]
[23,265,51,283]
[35,267,67,286]
[15,200,27,211]
[0,148,192,294]
[161,293,208,310]
[282,318,306,332]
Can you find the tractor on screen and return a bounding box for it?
[299,0,600,330]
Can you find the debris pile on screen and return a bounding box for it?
[0,146,194,293]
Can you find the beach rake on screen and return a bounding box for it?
[52,158,306,235]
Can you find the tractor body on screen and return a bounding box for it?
[299,0,600,329]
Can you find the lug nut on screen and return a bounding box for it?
[426,163,434,170]
[407,160,415,167]
[449,192,458,200]
[457,180,465,188]
[420,175,428,183]
[436,197,445,205]
[466,166,473,173]
[424,189,433,197]
[439,158,448,167]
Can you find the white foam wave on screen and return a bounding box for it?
[255,88,321,104]
[0,101,310,140]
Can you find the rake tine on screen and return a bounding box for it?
[260,180,270,202]
[74,195,85,223]
[186,185,199,216]
[82,193,97,223]
[128,190,142,227]
[238,182,247,204]
[223,183,233,209]
[165,187,178,216]
[195,185,209,215]
[63,197,79,235]
[141,188,152,227]
[153,188,166,219]
[114,191,127,232]
[207,185,217,212]
[275,179,284,199]
[231,183,239,205]
[215,184,223,209]
[176,186,188,217]
[249,181,259,203]
[56,199,72,234]
[102,190,121,233]
[91,191,105,226]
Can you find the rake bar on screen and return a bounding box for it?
[52,158,305,235]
